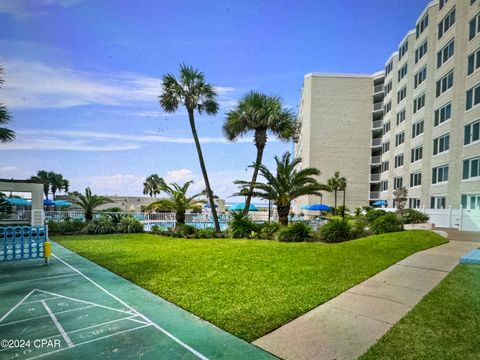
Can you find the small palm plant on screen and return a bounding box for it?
[69,188,112,221]
[143,174,163,197]
[159,64,220,232]
[327,171,347,215]
[144,180,206,225]
[235,152,327,225]
[0,65,15,143]
[224,92,296,215]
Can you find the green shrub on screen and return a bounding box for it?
[175,223,196,237]
[350,215,370,238]
[228,211,259,238]
[47,219,86,235]
[258,222,281,239]
[106,213,130,225]
[319,219,354,243]
[371,212,402,234]
[82,216,116,234]
[401,208,429,224]
[196,228,217,239]
[277,222,313,242]
[117,216,144,233]
[366,209,387,224]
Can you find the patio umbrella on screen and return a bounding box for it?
[6,198,32,206]
[43,199,55,206]
[229,203,258,211]
[303,204,332,211]
[53,200,72,207]
[372,200,387,206]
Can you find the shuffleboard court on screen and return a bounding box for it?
[0,241,276,360]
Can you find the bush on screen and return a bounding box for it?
[371,212,403,234]
[401,208,429,224]
[228,211,259,238]
[258,222,281,239]
[350,215,370,239]
[277,222,314,242]
[117,216,144,233]
[175,223,196,237]
[319,219,354,243]
[366,209,387,224]
[196,228,217,239]
[82,216,116,234]
[47,219,85,235]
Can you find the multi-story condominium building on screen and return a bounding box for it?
[295,0,480,211]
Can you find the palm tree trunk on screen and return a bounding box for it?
[176,211,185,225]
[243,131,266,215]
[334,189,337,215]
[187,110,221,232]
[277,204,290,226]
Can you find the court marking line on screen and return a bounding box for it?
[52,253,210,360]
[23,296,60,304]
[26,324,151,360]
[35,289,136,316]
[41,300,74,348]
[0,289,35,322]
[0,273,79,287]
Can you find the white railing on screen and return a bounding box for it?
[372,120,382,129]
[373,102,383,111]
[372,138,382,146]
[370,174,381,182]
[371,156,381,164]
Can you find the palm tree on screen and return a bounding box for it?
[144,180,205,225]
[393,186,408,230]
[69,187,112,221]
[143,174,163,197]
[29,170,51,199]
[327,171,347,215]
[0,65,15,143]
[159,64,221,232]
[224,91,296,215]
[235,152,327,225]
[49,172,69,200]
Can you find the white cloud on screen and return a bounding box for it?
[0,166,18,174]
[0,138,139,152]
[77,174,145,196]
[164,169,197,184]
[0,0,82,18]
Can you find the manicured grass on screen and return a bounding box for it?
[361,264,480,360]
[55,230,446,342]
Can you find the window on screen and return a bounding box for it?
[430,196,446,209]
[463,156,480,180]
[438,7,455,39]
[436,71,453,97]
[384,101,392,114]
[412,120,424,138]
[381,161,389,172]
[397,86,407,103]
[381,181,388,191]
[461,194,480,210]
[395,154,404,168]
[385,61,393,76]
[395,109,405,125]
[409,198,421,209]
[434,102,451,126]
[416,15,429,38]
[410,172,422,187]
[432,165,449,184]
[414,67,427,88]
[464,120,480,145]
[437,39,454,68]
[468,48,480,76]
[398,63,408,81]
[384,81,392,94]
[439,0,449,10]
[433,133,450,155]
[399,41,409,60]
[466,83,480,111]
[383,121,391,134]
[411,146,423,162]
[415,41,428,63]
[394,177,403,190]
[413,94,425,113]
[469,13,480,40]
[395,131,405,146]
[382,141,390,154]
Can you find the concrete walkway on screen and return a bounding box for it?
[253,239,479,360]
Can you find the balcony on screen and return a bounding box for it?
[370,174,381,182]
[372,102,383,112]
[371,156,381,164]
[371,138,382,147]
[369,191,381,200]
[371,120,382,129]
[373,84,384,94]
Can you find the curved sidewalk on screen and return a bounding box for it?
[253,237,478,360]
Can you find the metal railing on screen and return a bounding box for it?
[369,192,381,199]
[371,156,381,164]
[372,120,382,129]
[371,138,382,146]
[370,174,381,182]
[373,84,384,93]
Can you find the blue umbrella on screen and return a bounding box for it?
[43,199,55,206]
[53,200,72,207]
[303,204,332,211]
[229,203,258,211]
[372,200,387,206]
[6,198,32,206]
[203,204,218,208]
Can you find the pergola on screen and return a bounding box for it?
[0,179,45,226]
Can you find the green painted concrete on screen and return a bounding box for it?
[0,241,276,360]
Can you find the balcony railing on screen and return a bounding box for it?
[372,120,382,129]
[370,174,381,182]
[371,138,382,146]
[370,191,381,199]
[373,84,384,94]
[372,102,383,111]
[371,156,381,164]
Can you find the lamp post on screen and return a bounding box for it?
[268,199,271,222]
[341,189,346,220]
[319,193,323,217]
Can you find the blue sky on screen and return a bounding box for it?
[0,0,430,198]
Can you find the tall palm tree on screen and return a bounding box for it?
[69,187,112,221]
[327,171,347,215]
[49,173,69,200]
[0,66,15,143]
[143,174,163,197]
[144,180,205,225]
[159,63,220,232]
[29,170,51,199]
[224,91,296,215]
[235,152,327,225]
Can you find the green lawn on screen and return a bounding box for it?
[361,264,480,360]
[55,230,446,342]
